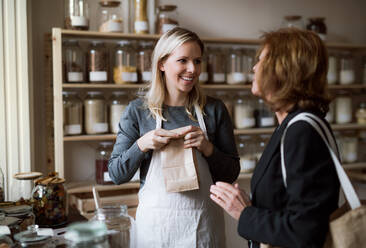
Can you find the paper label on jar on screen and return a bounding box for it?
[344,153,357,163]
[104,172,112,182]
[199,72,208,82]
[340,70,355,85]
[240,159,256,171]
[92,123,108,133]
[327,72,337,84]
[37,228,54,237]
[142,71,152,81]
[135,21,148,32]
[228,72,245,84]
[102,20,123,32]
[90,71,107,82]
[67,72,83,82]
[336,113,352,124]
[213,73,225,83]
[110,105,127,134]
[260,117,275,127]
[65,124,82,135]
[70,16,88,27]
[236,118,255,129]
[122,72,138,82]
[162,24,178,34]
[0,226,10,235]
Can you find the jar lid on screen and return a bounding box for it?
[117,40,130,46]
[0,205,33,217]
[13,171,43,180]
[14,225,52,244]
[34,172,65,185]
[139,41,154,47]
[99,0,121,7]
[65,221,108,243]
[87,91,103,96]
[99,142,113,147]
[90,40,104,45]
[111,91,127,96]
[284,15,302,21]
[158,5,177,11]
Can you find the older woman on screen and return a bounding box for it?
[210,28,340,248]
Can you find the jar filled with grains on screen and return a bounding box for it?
[84,92,108,134]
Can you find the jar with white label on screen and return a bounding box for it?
[238,135,256,173]
[234,91,256,129]
[109,91,128,134]
[134,0,149,34]
[96,142,114,184]
[356,102,366,124]
[338,132,358,163]
[327,53,338,84]
[199,53,208,84]
[335,93,352,124]
[87,41,108,83]
[256,98,275,127]
[215,91,233,118]
[339,53,355,85]
[114,41,138,84]
[243,49,255,83]
[208,47,226,84]
[98,0,124,33]
[325,100,335,124]
[63,91,83,135]
[157,5,178,34]
[64,40,85,83]
[84,92,108,134]
[64,0,89,30]
[137,41,153,83]
[227,48,245,84]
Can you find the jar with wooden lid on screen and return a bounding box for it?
[137,41,153,83]
[227,48,245,85]
[84,92,108,134]
[134,0,149,34]
[98,0,124,33]
[282,15,304,29]
[96,142,114,185]
[87,41,109,83]
[64,0,89,30]
[109,91,128,134]
[335,92,352,124]
[339,52,355,85]
[207,47,226,84]
[306,17,327,40]
[64,40,85,83]
[157,5,178,34]
[237,135,256,173]
[113,41,138,84]
[32,172,67,227]
[63,91,83,136]
[234,91,256,129]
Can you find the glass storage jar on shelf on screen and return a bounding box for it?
[157,5,178,34]
[237,135,257,173]
[199,53,208,84]
[64,0,89,30]
[327,52,338,85]
[243,49,255,83]
[64,40,85,83]
[91,205,133,247]
[110,91,129,134]
[14,225,54,248]
[306,17,327,40]
[137,41,153,83]
[87,41,109,83]
[96,142,114,185]
[227,48,245,85]
[282,15,305,29]
[338,132,358,163]
[255,98,275,127]
[234,91,256,129]
[134,0,149,34]
[325,100,335,124]
[215,91,233,118]
[0,205,35,234]
[339,52,355,85]
[113,41,138,84]
[84,92,109,135]
[356,102,366,124]
[98,0,124,33]
[207,47,226,84]
[63,91,83,136]
[335,92,353,124]
[65,221,110,248]
[255,134,270,161]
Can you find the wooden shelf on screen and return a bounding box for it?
[332,123,366,131]
[64,134,116,141]
[234,127,274,135]
[66,181,140,194]
[237,173,253,180]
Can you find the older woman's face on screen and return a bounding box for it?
[252,47,268,97]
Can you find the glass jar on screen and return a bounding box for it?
[207,47,226,84]
[32,173,67,227]
[356,102,366,124]
[113,41,138,84]
[65,221,110,248]
[96,142,114,185]
[282,15,305,29]
[325,100,335,124]
[227,48,245,85]
[0,205,35,234]
[199,53,208,84]
[327,53,338,85]
[84,92,108,135]
[237,136,257,173]
[335,94,352,124]
[358,131,366,162]
[157,5,178,34]
[14,225,54,248]
[243,49,255,83]
[64,0,89,30]
[338,132,358,163]
[63,92,83,136]
[98,0,123,33]
[137,41,153,83]
[134,0,149,34]
[0,234,13,247]
[91,205,133,247]
[0,168,4,202]
[87,41,108,83]
[306,17,327,40]
[234,91,256,129]
[64,40,85,83]
[255,134,270,162]
[215,91,233,118]
[339,52,355,85]
[109,91,128,134]
[255,98,275,127]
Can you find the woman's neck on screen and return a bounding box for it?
[164,91,188,106]
[275,110,289,125]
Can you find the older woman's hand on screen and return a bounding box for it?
[210,182,251,220]
[178,125,214,157]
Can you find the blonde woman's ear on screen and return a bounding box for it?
[159,61,165,72]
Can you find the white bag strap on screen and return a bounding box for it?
[281,112,361,210]
[155,115,162,129]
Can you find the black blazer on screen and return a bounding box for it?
[238,109,340,248]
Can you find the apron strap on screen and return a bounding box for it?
[155,115,162,129]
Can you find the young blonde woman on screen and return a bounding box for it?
[108,27,240,247]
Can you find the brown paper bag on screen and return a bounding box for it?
[160,131,199,193]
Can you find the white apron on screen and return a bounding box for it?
[136,104,226,248]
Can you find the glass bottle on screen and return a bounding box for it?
[84,92,108,134]
[255,98,275,127]
[137,41,153,83]
[96,142,114,185]
[91,205,133,247]
[110,91,128,134]
[335,93,352,124]
[227,48,245,85]
[1,205,35,233]
[63,91,83,136]
[356,102,366,124]
[14,225,54,248]
[87,41,109,83]
[65,221,110,248]
[134,0,149,34]
[215,91,233,118]
[255,134,270,162]
[282,15,305,29]
[306,17,327,40]
[64,40,85,83]
[338,132,358,163]
[157,5,178,34]
[339,52,355,85]
[207,47,226,84]
[64,0,89,30]
[113,41,138,84]
[199,53,208,84]
[98,0,124,33]
[234,91,256,129]
[237,135,256,173]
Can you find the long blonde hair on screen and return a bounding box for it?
[143,27,206,120]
